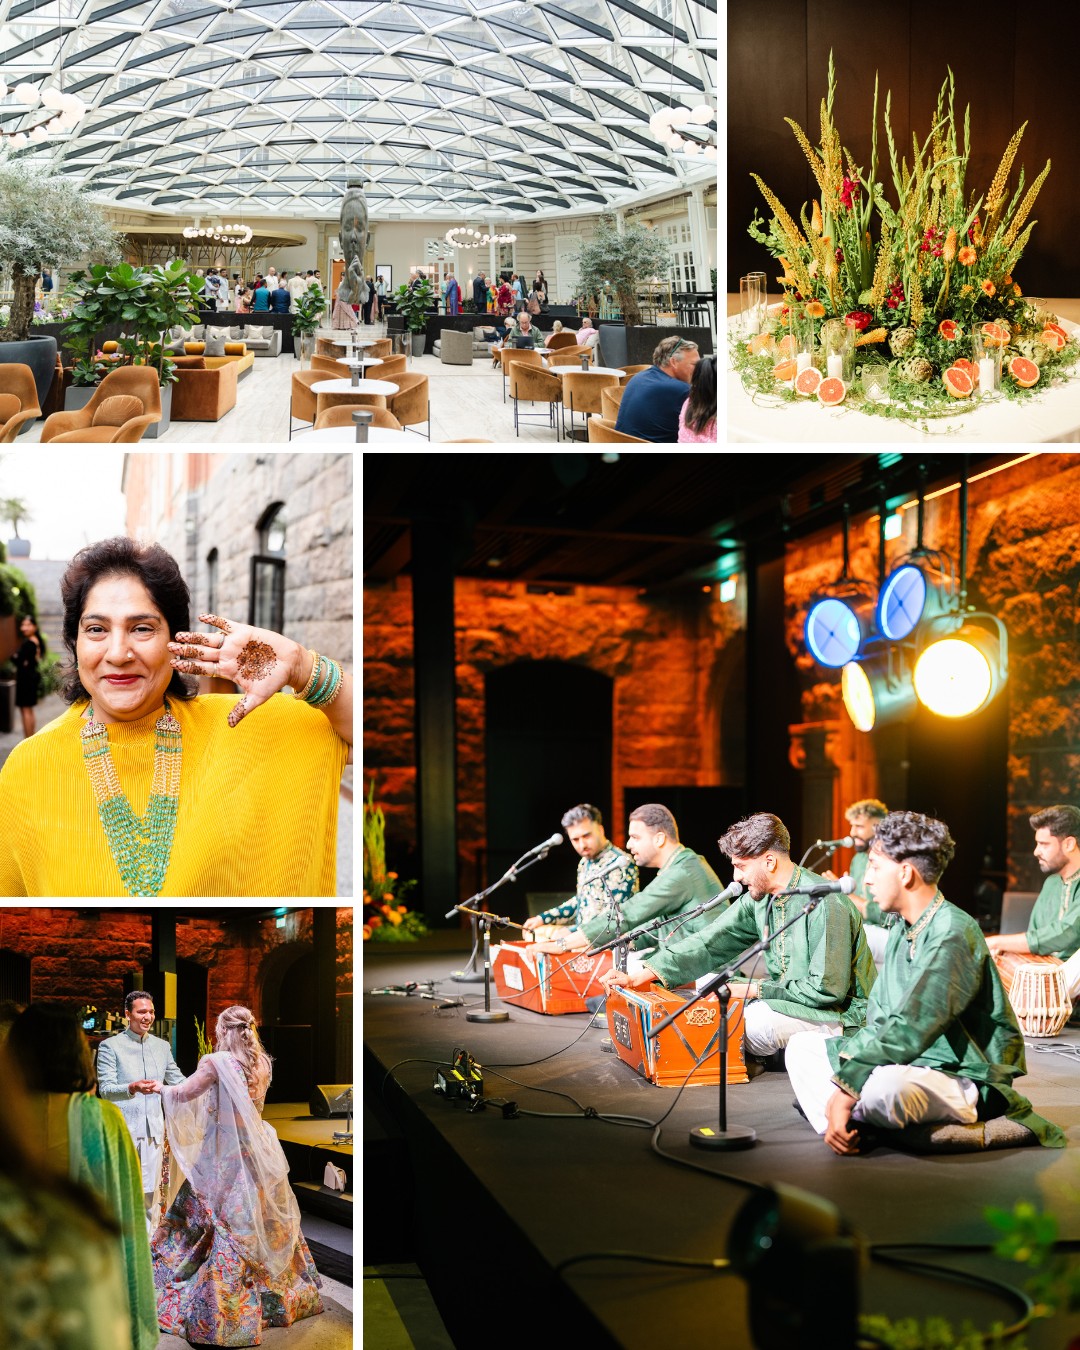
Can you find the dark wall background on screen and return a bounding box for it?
[728,0,1080,298]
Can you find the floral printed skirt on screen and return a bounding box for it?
[153,1181,323,1346]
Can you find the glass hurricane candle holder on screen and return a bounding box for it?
[787,304,815,379]
[972,329,1001,398]
[860,360,890,402]
[739,274,763,337]
[823,324,855,383]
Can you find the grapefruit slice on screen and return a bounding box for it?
[1039,329,1067,351]
[980,321,1010,348]
[1043,321,1068,341]
[795,366,822,397]
[938,319,962,340]
[1009,356,1040,387]
[942,367,973,398]
[817,376,846,405]
[772,358,798,381]
[949,358,979,386]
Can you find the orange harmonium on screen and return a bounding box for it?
[606,984,748,1087]
[492,941,613,1015]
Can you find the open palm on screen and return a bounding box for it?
[168,612,303,728]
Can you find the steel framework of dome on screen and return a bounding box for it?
[0,0,716,218]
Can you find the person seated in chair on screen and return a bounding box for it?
[786,811,1066,1155]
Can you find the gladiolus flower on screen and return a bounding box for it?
[805,300,825,318]
[839,176,860,211]
[958,246,976,265]
[981,280,996,297]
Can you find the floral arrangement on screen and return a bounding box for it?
[362,778,427,942]
[735,54,1079,423]
[194,1016,213,1059]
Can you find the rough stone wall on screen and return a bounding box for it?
[125,453,353,670]
[782,453,1080,889]
[363,574,746,895]
[0,907,352,1020]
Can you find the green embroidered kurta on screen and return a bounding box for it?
[68,1093,159,1350]
[579,845,723,948]
[1025,870,1080,958]
[645,866,875,1032]
[826,895,1065,1146]
[850,849,883,924]
[533,844,639,928]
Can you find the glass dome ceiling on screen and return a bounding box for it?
[0,0,716,218]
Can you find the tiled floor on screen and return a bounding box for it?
[23,328,578,446]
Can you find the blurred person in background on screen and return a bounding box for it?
[9,1004,157,1350]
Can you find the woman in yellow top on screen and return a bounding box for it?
[0,536,352,898]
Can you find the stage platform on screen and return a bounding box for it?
[364,944,1080,1350]
[268,1102,353,1230]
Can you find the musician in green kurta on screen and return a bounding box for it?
[822,798,891,964]
[522,803,638,942]
[787,811,1066,1155]
[987,805,1080,999]
[601,812,875,1057]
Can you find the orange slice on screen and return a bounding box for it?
[980,321,1010,348]
[938,319,962,340]
[795,366,822,396]
[1009,356,1040,387]
[942,367,973,398]
[817,376,846,406]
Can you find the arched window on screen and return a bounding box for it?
[250,503,286,632]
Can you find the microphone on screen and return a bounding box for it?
[813,835,854,850]
[522,832,564,858]
[780,876,856,898]
[698,879,744,916]
[586,855,625,882]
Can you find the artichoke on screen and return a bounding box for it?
[1012,338,1048,368]
[898,356,933,384]
[888,326,916,357]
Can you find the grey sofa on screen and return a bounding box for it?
[435,328,475,365]
[164,323,282,358]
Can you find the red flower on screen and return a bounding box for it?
[844,311,873,332]
[839,177,860,211]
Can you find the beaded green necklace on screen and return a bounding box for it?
[80,702,182,897]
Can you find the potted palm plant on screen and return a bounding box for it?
[291,283,327,366]
[393,278,436,356]
[1,498,32,558]
[61,259,204,437]
[0,161,118,411]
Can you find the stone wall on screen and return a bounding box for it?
[782,453,1080,890]
[0,907,352,1021]
[363,574,746,895]
[125,452,353,670]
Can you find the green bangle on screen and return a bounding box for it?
[307,656,343,708]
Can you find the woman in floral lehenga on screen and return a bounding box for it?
[147,1007,323,1346]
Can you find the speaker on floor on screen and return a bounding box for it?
[310,1084,353,1118]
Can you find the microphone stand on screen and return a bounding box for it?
[447,844,555,1009]
[584,888,733,958]
[646,891,828,1152]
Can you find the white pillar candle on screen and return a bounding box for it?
[827,353,844,380]
[796,351,812,373]
[978,357,995,392]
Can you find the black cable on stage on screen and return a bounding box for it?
[378,1057,444,1105]
[554,1251,733,1276]
[867,1248,1035,1341]
[485,1002,608,1067]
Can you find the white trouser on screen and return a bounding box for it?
[741,1000,842,1057]
[133,1133,163,1235]
[1063,948,1080,1001]
[786,1030,980,1134]
[864,922,890,967]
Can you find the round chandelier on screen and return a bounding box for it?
[648,103,717,161]
[444,227,518,250]
[183,222,253,245]
[0,79,87,148]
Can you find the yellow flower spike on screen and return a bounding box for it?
[943,227,956,263]
[811,200,822,235]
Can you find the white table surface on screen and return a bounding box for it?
[294,426,414,444]
[311,378,399,395]
[336,355,383,369]
[727,316,1080,444]
[553,366,625,378]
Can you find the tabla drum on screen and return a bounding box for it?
[994,951,1073,1037]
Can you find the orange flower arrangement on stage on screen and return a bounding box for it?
[362,779,427,942]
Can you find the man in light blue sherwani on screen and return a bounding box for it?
[96,990,186,1233]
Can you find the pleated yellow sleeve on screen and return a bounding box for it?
[0,695,349,898]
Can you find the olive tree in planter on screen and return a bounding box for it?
[1,497,32,558]
[62,259,204,438]
[393,278,437,356]
[292,283,327,366]
[0,160,119,411]
[571,214,672,327]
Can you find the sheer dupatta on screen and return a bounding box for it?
[159,1052,300,1278]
